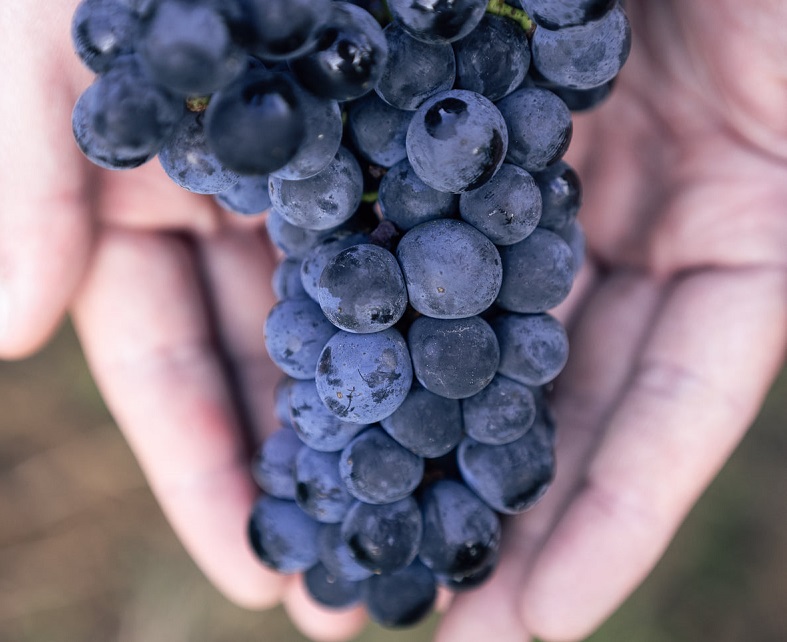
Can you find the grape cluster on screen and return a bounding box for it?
[71,0,631,629]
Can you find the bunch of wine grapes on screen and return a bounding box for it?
[70,0,631,628]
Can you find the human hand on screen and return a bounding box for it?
[0,2,371,638]
[4,1,786,641]
[436,1,787,640]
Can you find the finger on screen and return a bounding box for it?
[435,530,535,642]
[550,254,599,329]
[218,207,270,232]
[194,226,281,443]
[521,267,787,641]
[530,271,665,535]
[436,270,663,642]
[71,229,285,608]
[98,163,224,234]
[283,578,367,642]
[0,3,94,358]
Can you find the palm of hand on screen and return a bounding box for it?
[2,0,292,618]
[2,1,786,641]
[438,2,787,640]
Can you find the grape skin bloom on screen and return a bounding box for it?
[406,90,509,194]
[269,146,364,231]
[316,329,413,424]
[396,219,502,319]
[318,244,408,334]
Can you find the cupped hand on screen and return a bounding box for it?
[437,1,787,640]
[3,1,786,641]
[0,2,367,639]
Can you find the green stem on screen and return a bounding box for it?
[186,96,211,112]
[486,0,535,36]
[378,0,394,25]
[361,191,379,204]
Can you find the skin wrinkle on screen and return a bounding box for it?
[71,228,285,609]
[92,333,216,378]
[494,273,668,568]
[669,0,787,156]
[437,1,787,638]
[572,2,787,277]
[518,266,787,640]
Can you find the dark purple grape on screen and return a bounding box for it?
[266,208,335,260]
[251,427,302,499]
[73,57,183,170]
[496,87,573,172]
[300,230,371,301]
[139,0,248,95]
[315,329,413,424]
[294,447,354,523]
[72,84,150,170]
[214,174,271,215]
[272,258,308,300]
[396,219,502,319]
[531,4,631,90]
[317,244,407,333]
[492,312,569,386]
[461,374,537,445]
[387,0,487,44]
[270,87,343,180]
[264,298,337,380]
[518,0,617,29]
[304,563,362,609]
[459,163,542,245]
[205,70,305,175]
[347,91,411,168]
[159,110,240,194]
[435,552,498,591]
[419,479,501,576]
[556,218,586,276]
[497,228,575,313]
[248,497,321,573]
[288,379,368,452]
[269,147,363,231]
[72,0,140,73]
[318,523,374,582]
[408,316,500,399]
[453,14,530,102]
[380,384,463,458]
[289,2,388,101]
[534,160,582,232]
[457,412,555,514]
[248,0,332,60]
[376,23,455,111]
[378,160,458,231]
[341,497,423,573]
[407,90,508,193]
[339,428,424,504]
[273,377,295,428]
[362,560,436,628]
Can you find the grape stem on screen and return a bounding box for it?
[186,96,211,112]
[486,0,535,36]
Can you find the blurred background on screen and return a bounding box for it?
[1,322,785,642]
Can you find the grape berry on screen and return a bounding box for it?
[70,0,631,629]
